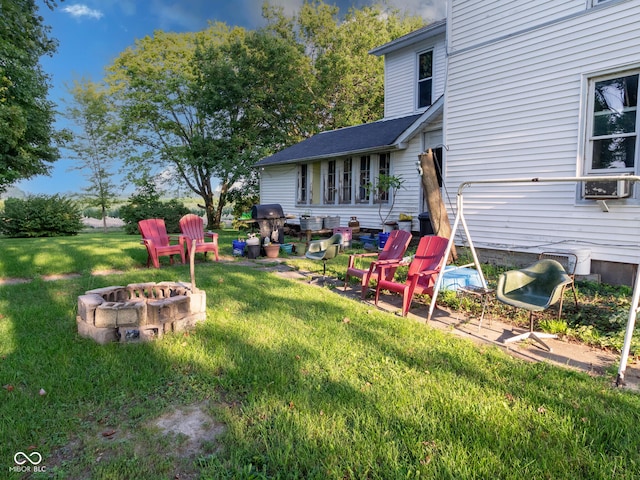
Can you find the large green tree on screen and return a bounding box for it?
[65,79,120,232]
[264,1,425,130]
[105,25,235,228]
[0,0,61,192]
[192,27,316,226]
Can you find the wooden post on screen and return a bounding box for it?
[190,239,197,292]
[419,151,457,260]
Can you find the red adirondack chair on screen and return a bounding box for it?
[179,214,219,262]
[375,235,449,317]
[138,218,185,268]
[344,230,412,299]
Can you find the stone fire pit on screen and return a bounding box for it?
[76,282,206,344]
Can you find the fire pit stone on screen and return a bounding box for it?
[76,281,206,344]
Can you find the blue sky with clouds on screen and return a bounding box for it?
[16,0,447,196]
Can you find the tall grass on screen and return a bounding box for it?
[0,232,639,478]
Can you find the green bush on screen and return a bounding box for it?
[120,195,190,234]
[0,195,84,237]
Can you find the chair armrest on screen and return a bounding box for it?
[414,268,439,277]
[348,252,379,269]
[376,261,401,278]
[141,238,157,247]
[351,252,379,258]
[374,258,408,267]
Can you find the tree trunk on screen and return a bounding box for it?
[419,151,457,261]
[101,205,107,234]
[204,196,217,230]
[213,182,229,230]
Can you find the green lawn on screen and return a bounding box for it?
[1,231,639,479]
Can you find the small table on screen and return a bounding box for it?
[457,285,494,331]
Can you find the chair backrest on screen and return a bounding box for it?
[407,235,449,286]
[379,230,412,262]
[138,219,170,246]
[522,259,571,298]
[539,251,578,276]
[323,234,343,259]
[307,233,343,259]
[497,259,572,309]
[179,214,205,241]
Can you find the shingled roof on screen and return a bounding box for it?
[255,113,422,167]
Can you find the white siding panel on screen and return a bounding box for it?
[391,136,428,223]
[259,165,298,215]
[383,33,446,118]
[384,51,415,118]
[446,0,640,264]
[433,42,447,101]
[450,0,586,53]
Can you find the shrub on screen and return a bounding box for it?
[0,195,84,237]
[120,193,190,234]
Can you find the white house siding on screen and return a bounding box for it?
[445,0,640,266]
[449,0,587,53]
[259,164,298,215]
[383,34,447,119]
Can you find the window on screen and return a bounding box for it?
[325,160,336,204]
[376,152,391,204]
[297,164,308,204]
[340,157,352,204]
[418,51,433,109]
[357,155,371,203]
[586,72,638,174]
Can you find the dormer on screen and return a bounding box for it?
[370,19,446,119]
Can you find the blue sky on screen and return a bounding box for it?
[16,0,447,197]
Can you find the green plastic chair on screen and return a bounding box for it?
[305,233,343,276]
[496,259,572,351]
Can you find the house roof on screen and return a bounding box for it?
[369,18,446,57]
[255,113,422,167]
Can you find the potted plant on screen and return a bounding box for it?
[262,237,280,258]
[246,233,260,259]
[365,174,405,236]
[398,213,413,233]
[232,236,247,256]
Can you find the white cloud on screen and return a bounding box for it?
[392,0,447,21]
[62,4,104,20]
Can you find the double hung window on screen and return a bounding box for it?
[375,153,391,204]
[297,164,308,204]
[326,160,336,204]
[340,157,352,204]
[586,72,639,174]
[357,156,371,203]
[418,51,433,109]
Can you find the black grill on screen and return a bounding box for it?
[251,204,285,244]
[251,204,285,220]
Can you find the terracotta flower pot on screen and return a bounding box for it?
[264,244,280,258]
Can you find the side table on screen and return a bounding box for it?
[457,285,494,331]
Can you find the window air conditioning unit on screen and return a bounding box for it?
[583,178,631,200]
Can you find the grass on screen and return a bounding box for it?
[1,230,640,479]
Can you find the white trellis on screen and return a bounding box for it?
[427,175,640,387]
